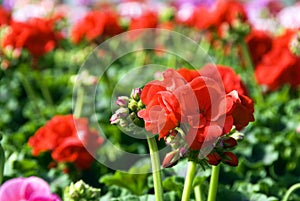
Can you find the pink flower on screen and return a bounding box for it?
[0,176,61,201]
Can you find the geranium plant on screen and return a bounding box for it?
[111,65,254,201]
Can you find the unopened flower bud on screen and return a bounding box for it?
[64,180,101,201]
[137,100,145,109]
[110,113,120,124]
[110,108,129,124]
[128,99,138,111]
[162,149,180,168]
[222,152,238,166]
[207,152,221,166]
[116,96,129,107]
[220,137,237,148]
[130,88,142,101]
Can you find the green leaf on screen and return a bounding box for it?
[100,165,150,195]
[162,176,184,198]
[249,194,278,201]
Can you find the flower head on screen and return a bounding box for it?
[28,115,103,170]
[2,17,63,57]
[0,176,61,201]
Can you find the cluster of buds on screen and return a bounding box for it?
[162,126,244,168]
[63,180,101,201]
[221,18,251,43]
[206,129,244,167]
[110,88,145,132]
[162,128,189,168]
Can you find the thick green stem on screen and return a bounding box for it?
[194,184,204,201]
[73,87,84,118]
[282,183,300,201]
[147,136,163,201]
[181,161,197,201]
[207,165,220,201]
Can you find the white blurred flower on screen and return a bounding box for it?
[246,0,282,33]
[56,4,89,25]
[177,3,195,22]
[117,2,146,18]
[277,5,300,29]
[12,0,55,22]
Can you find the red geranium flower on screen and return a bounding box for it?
[2,17,62,57]
[246,30,273,66]
[71,9,122,44]
[129,11,158,30]
[28,115,103,170]
[194,0,247,30]
[255,30,300,90]
[138,67,254,150]
[0,6,11,26]
[217,65,249,95]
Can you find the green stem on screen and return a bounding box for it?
[207,165,220,201]
[17,72,44,118]
[282,183,300,201]
[36,75,53,106]
[194,184,204,201]
[240,40,264,103]
[147,136,163,201]
[181,161,197,201]
[73,87,84,118]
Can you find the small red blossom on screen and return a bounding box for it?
[71,10,122,44]
[28,115,103,170]
[0,6,11,26]
[129,11,158,30]
[194,0,247,30]
[246,30,273,66]
[255,30,300,90]
[2,18,62,57]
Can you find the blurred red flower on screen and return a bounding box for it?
[28,115,103,170]
[194,0,247,30]
[0,6,11,26]
[255,30,300,90]
[246,30,273,66]
[2,17,62,57]
[71,10,122,44]
[129,11,158,30]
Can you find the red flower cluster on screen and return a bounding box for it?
[177,0,246,31]
[246,30,273,66]
[71,10,122,44]
[0,6,11,26]
[129,11,158,30]
[2,17,62,57]
[28,115,103,170]
[251,30,300,90]
[138,65,254,151]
